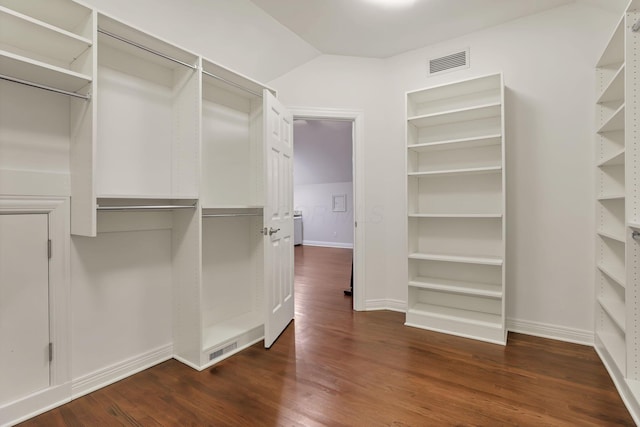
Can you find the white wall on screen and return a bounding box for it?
[80,0,319,82]
[294,120,353,247]
[271,3,620,333]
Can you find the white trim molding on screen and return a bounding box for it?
[302,240,353,249]
[289,107,365,311]
[507,318,593,346]
[72,344,173,399]
[365,299,407,313]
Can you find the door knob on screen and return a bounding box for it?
[268,227,280,235]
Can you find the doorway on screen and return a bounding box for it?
[291,108,365,310]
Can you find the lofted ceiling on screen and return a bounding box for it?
[249,0,626,58]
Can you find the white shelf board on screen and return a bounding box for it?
[597,229,626,243]
[201,204,264,210]
[598,149,625,167]
[596,16,624,68]
[597,263,626,288]
[629,221,640,230]
[0,6,92,64]
[407,103,501,128]
[409,276,502,298]
[598,296,626,333]
[0,0,91,33]
[597,64,624,104]
[408,165,502,178]
[408,213,502,219]
[97,194,198,200]
[598,104,625,134]
[407,302,502,329]
[202,311,263,351]
[407,134,501,152]
[595,330,626,374]
[0,49,91,93]
[409,252,503,266]
[597,194,625,202]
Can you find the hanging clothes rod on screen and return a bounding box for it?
[202,70,262,98]
[98,28,197,70]
[97,204,196,211]
[0,73,90,100]
[202,213,262,218]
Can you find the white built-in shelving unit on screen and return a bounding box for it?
[0,0,288,423]
[593,1,640,422]
[405,73,507,345]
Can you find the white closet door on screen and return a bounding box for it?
[263,91,294,348]
[0,214,50,405]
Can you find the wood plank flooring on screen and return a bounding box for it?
[20,245,634,426]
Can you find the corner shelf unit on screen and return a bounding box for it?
[405,73,506,345]
[595,12,627,379]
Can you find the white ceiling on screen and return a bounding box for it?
[249,0,626,58]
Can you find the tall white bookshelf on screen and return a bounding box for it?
[405,73,507,345]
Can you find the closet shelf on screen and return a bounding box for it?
[1,0,92,33]
[597,229,626,243]
[596,16,624,68]
[408,166,501,178]
[407,134,501,152]
[0,49,92,93]
[408,213,502,219]
[598,104,625,134]
[597,64,625,104]
[598,297,626,333]
[407,103,501,128]
[597,263,626,288]
[0,6,92,65]
[597,194,625,202]
[409,252,503,266]
[202,312,263,352]
[628,221,640,230]
[596,330,626,374]
[409,276,502,298]
[407,303,502,329]
[598,149,625,167]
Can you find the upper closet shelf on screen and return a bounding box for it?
[0,0,91,33]
[0,6,92,65]
[598,104,625,134]
[408,166,501,178]
[407,134,501,152]
[0,49,92,93]
[409,276,502,298]
[408,213,502,219]
[597,64,625,104]
[407,103,501,128]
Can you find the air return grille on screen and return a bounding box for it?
[209,341,237,360]
[428,48,469,76]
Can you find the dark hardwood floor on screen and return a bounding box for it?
[20,245,633,426]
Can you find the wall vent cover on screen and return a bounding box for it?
[209,341,238,360]
[428,48,470,76]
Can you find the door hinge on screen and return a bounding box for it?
[48,239,52,259]
[48,342,53,362]
[355,221,357,228]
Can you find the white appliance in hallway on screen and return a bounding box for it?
[294,210,302,245]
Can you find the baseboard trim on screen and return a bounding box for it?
[507,318,593,346]
[1,384,71,427]
[71,344,173,399]
[364,299,406,312]
[301,240,353,249]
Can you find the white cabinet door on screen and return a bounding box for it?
[0,214,50,405]
[263,91,294,348]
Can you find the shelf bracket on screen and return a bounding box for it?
[632,231,640,240]
[633,19,640,32]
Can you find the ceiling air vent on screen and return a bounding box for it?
[428,48,470,76]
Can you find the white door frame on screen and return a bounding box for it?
[0,196,71,425]
[289,107,365,311]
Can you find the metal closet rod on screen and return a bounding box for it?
[0,74,90,100]
[97,204,196,211]
[202,213,261,218]
[202,70,262,98]
[98,28,197,70]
